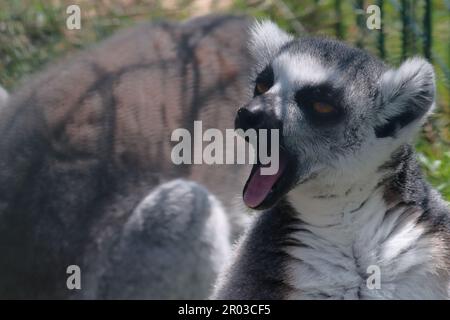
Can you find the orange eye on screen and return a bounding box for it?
[255,82,270,95]
[312,102,335,114]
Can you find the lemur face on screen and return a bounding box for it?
[236,21,435,210]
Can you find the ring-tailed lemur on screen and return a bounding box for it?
[0,15,252,299]
[213,21,450,299]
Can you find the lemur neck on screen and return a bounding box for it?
[286,144,426,237]
[287,169,383,228]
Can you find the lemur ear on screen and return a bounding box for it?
[374,57,435,138]
[248,20,294,68]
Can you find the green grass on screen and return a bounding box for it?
[417,138,450,200]
[0,0,449,201]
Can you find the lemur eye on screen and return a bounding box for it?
[253,65,274,96]
[312,102,335,114]
[255,82,270,95]
[295,85,344,125]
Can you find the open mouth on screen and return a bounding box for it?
[243,148,296,210]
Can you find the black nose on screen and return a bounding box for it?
[235,107,281,131]
[235,108,263,131]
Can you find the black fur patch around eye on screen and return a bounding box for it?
[294,83,345,125]
[253,65,274,96]
[374,110,417,138]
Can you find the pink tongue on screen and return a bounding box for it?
[243,158,286,208]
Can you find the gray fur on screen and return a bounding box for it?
[213,200,298,299]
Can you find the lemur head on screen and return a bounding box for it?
[236,21,436,210]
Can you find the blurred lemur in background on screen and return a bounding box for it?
[0,85,8,109]
[214,21,450,299]
[0,15,253,299]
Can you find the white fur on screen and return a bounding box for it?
[273,53,332,86]
[248,20,293,70]
[287,170,447,299]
